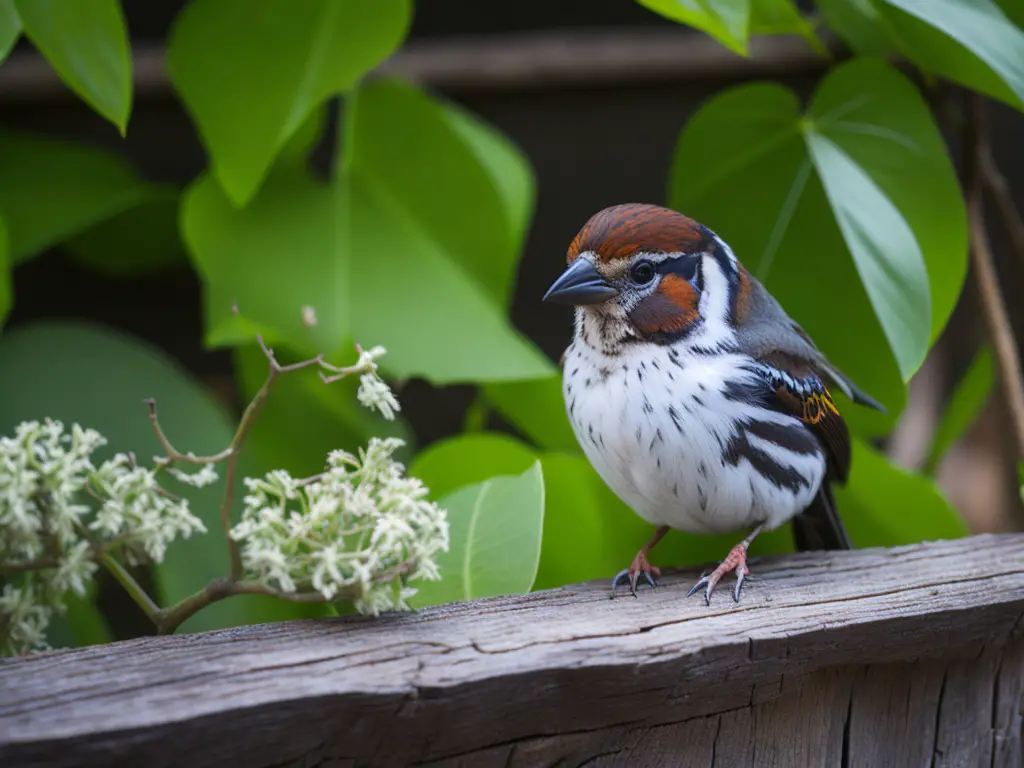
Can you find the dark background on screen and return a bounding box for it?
[2,0,1022,533]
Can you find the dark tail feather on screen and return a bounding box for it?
[792,484,853,551]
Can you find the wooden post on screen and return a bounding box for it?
[2,534,1023,767]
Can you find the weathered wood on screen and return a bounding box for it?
[1,533,1023,767]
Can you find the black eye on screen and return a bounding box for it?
[631,260,655,284]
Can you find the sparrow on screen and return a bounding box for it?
[542,203,885,604]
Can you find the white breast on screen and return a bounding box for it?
[563,340,826,535]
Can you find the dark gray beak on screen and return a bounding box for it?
[542,259,618,305]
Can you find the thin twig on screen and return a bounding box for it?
[101,553,160,621]
[0,556,60,573]
[980,149,1024,266]
[965,95,1024,462]
[217,336,325,580]
[152,562,415,635]
[153,580,336,635]
[145,399,234,467]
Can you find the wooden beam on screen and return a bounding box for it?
[0,27,835,103]
[2,534,1022,767]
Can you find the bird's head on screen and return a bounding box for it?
[543,203,747,348]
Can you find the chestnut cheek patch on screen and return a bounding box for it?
[629,274,699,336]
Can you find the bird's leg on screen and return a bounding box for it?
[687,524,764,606]
[611,525,669,597]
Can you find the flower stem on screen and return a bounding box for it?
[101,553,160,622]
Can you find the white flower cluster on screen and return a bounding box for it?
[230,437,449,615]
[352,345,401,421]
[0,419,205,655]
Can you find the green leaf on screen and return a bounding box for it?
[411,461,545,607]
[0,320,322,634]
[802,133,930,378]
[483,374,580,453]
[751,0,826,52]
[808,60,967,346]
[63,189,187,278]
[409,432,537,500]
[0,131,155,264]
[0,216,9,329]
[816,0,896,55]
[995,0,1024,30]
[877,0,1024,110]
[45,582,111,650]
[442,101,536,275]
[924,346,994,474]
[835,438,968,547]
[671,59,967,432]
[637,0,751,55]
[234,341,413,479]
[183,79,553,384]
[13,0,131,133]
[0,0,20,65]
[167,0,411,207]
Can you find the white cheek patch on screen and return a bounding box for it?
[693,255,736,348]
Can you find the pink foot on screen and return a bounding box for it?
[611,550,662,597]
[687,541,751,605]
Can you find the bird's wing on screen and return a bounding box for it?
[748,351,852,484]
[733,271,886,414]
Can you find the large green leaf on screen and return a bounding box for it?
[13,0,131,133]
[670,59,967,432]
[63,189,187,278]
[751,0,825,52]
[995,0,1024,30]
[0,321,323,634]
[637,0,751,55]
[924,346,994,475]
[483,374,580,453]
[0,131,155,264]
[877,0,1024,111]
[234,341,413,480]
[816,0,896,55]
[442,101,536,279]
[45,581,111,650]
[183,79,553,384]
[0,216,9,329]
[409,432,538,499]
[167,0,410,207]
[411,461,545,606]
[0,0,20,65]
[836,438,968,546]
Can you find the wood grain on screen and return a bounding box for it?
[1,534,1023,767]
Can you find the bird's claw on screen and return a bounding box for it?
[611,567,657,596]
[610,551,661,597]
[686,542,751,605]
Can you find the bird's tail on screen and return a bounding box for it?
[792,484,853,551]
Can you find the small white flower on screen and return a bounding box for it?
[231,434,448,615]
[1,420,209,655]
[356,373,401,421]
[167,464,219,488]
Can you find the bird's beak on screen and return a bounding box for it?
[542,259,618,305]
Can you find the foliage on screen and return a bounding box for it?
[1,0,1019,652]
[0,339,450,654]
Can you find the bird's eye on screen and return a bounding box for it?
[631,260,655,285]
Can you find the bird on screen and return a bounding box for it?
[542,203,885,605]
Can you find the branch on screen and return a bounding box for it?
[216,336,324,579]
[980,148,1024,267]
[145,400,234,467]
[0,556,60,573]
[965,95,1024,462]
